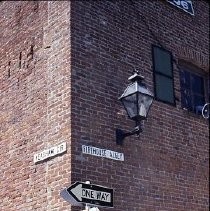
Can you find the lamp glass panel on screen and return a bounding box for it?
[137,93,153,118]
[121,94,137,119]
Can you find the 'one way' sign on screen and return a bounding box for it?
[60,182,114,208]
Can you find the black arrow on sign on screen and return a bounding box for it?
[61,182,114,208]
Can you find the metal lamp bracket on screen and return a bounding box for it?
[116,124,142,145]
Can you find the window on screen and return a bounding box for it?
[180,67,207,113]
[152,45,175,105]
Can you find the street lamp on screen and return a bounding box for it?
[116,70,154,145]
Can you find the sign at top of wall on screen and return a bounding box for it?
[167,0,194,16]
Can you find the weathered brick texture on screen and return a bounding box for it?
[1,1,71,211]
[0,0,209,211]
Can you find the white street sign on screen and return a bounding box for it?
[82,145,124,161]
[34,142,67,163]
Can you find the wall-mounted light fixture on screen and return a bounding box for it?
[116,70,154,145]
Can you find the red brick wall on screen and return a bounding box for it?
[0,0,209,211]
[70,0,209,211]
[0,1,71,210]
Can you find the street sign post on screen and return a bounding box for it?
[60,182,114,208]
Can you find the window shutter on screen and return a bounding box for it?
[153,47,173,77]
[152,46,175,105]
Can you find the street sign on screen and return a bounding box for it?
[82,145,124,161]
[34,142,67,163]
[167,0,194,16]
[60,182,114,208]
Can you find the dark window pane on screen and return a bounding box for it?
[155,74,174,103]
[180,70,190,89]
[180,67,206,114]
[192,74,204,94]
[193,95,205,107]
[181,88,193,111]
[209,80,210,101]
[153,47,172,77]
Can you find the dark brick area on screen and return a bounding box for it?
[0,1,209,211]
